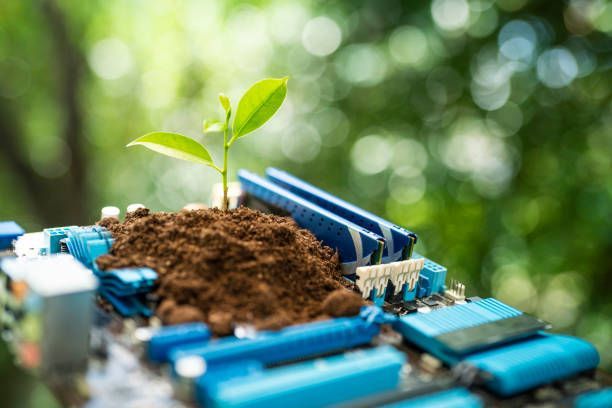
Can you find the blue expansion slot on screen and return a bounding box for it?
[265,168,418,262]
[238,170,383,273]
[148,322,211,363]
[169,306,394,371]
[0,221,24,250]
[202,345,405,408]
[381,388,483,408]
[464,333,600,396]
[393,298,548,362]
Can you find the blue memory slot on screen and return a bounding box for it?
[265,168,418,262]
[238,170,383,273]
[203,345,405,408]
[381,387,483,408]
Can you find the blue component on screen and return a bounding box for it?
[96,267,157,317]
[466,333,600,396]
[371,287,386,306]
[98,267,157,296]
[575,388,612,408]
[43,226,77,254]
[148,322,211,363]
[0,221,24,250]
[64,226,113,269]
[393,298,533,363]
[171,307,393,371]
[415,254,447,295]
[265,168,418,263]
[196,360,265,405]
[382,388,483,408]
[205,345,405,408]
[238,170,383,274]
[416,275,430,299]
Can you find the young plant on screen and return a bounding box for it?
[127,77,288,210]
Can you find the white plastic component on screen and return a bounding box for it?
[445,279,466,301]
[211,182,242,209]
[126,203,145,213]
[355,258,424,299]
[101,206,120,219]
[13,232,46,258]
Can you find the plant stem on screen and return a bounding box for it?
[221,123,230,210]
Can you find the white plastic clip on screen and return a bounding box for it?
[356,258,424,299]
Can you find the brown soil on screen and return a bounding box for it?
[96,207,364,335]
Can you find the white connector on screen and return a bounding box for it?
[13,232,46,258]
[356,258,424,299]
[445,279,466,301]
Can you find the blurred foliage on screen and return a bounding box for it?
[0,0,611,401]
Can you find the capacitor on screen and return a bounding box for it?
[101,206,120,220]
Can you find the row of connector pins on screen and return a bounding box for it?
[445,279,466,301]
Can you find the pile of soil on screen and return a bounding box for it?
[96,207,364,335]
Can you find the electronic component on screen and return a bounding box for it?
[0,254,97,376]
[43,226,77,254]
[101,206,121,219]
[96,267,157,317]
[574,387,612,408]
[356,257,424,301]
[444,280,466,302]
[413,254,447,298]
[394,298,548,362]
[13,232,46,258]
[64,226,113,269]
[265,168,418,262]
[238,170,383,274]
[381,387,483,408]
[0,221,24,250]
[202,345,406,408]
[146,322,211,363]
[169,307,394,372]
[462,333,600,396]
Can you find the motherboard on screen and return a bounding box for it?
[0,168,610,407]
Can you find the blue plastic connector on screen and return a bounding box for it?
[466,333,600,396]
[171,307,393,372]
[415,275,430,299]
[43,226,77,254]
[64,226,113,269]
[0,221,24,250]
[203,345,405,408]
[148,322,211,363]
[574,388,612,408]
[414,254,447,296]
[265,168,418,263]
[238,170,383,274]
[393,298,547,363]
[98,267,157,296]
[381,388,483,408]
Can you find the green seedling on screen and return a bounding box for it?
[127,77,289,210]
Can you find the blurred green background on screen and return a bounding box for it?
[1,0,611,403]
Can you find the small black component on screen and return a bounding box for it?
[435,314,549,354]
[422,297,439,307]
[466,296,482,303]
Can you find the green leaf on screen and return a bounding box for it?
[232,77,288,139]
[202,119,225,133]
[219,93,231,115]
[127,132,215,167]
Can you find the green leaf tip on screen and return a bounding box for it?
[232,76,289,139]
[126,131,215,167]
